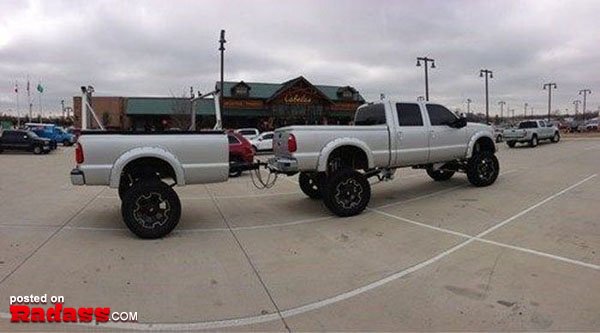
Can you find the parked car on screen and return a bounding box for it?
[492,126,504,143]
[234,128,260,140]
[250,131,274,152]
[268,100,499,217]
[25,123,74,147]
[228,131,255,177]
[0,129,52,154]
[504,120,560,147]
[585,120,599,131]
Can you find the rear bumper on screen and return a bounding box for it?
[267,157,299,175]
[70,168,85,185]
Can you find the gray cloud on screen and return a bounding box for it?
[1,0,599,117]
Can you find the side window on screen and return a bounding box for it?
[395,103,424,126]
[426,104,457,126]
[263,133,274,140]
[227,135,240,144]
[538,121,545,127]
[355,104,386,125]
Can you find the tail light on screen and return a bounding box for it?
[288,134,297,153]
[75,142,84,164]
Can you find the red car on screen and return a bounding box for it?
[227,131,255,177]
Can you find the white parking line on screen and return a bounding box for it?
[583,145,600,151]
[13,173,592,331]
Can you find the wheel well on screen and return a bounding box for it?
[122,157,177,183]
[327,145,369,172]
[473,137,495,154]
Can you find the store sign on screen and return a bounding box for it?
[283,94,313,104]
[223,99,264,109]
[331,101,360,111]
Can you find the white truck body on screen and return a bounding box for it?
[270,100,495,174]
[268,100,500,218]
[503,120,560,147]
[71,131,229,188]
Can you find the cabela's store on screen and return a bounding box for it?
[74,76,365,131]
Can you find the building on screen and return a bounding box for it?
[73,76,365,130]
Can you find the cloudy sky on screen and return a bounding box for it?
[1,0,599,117]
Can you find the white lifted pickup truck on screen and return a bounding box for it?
[268,100,500,217]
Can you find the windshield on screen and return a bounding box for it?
[518,121,537,129]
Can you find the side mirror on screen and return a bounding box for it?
[449,117,467,129]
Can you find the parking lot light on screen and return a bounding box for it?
[416,57,435,101]
[578,89,591,121]
[543,83,557,121]
[480,69,493,123]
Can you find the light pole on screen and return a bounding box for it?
[416,57,435,101]
[578,89,591,121]
[543,83,557,121]
[466,98,472,113]
[479,69,493,123]
[573,100,581,116]
[523,102,528,118]
[219,29,226,124]
[61,99,65,119]
[498,101,506,120]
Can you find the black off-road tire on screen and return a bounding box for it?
[33,146,43,155]
[299,172,323,199]
[121,180,181,239]
[323,169,371,217]
[118,174,134,201]
[507,141,516,148]
[529,135,538,147]
[466,152,500,187]
[551,132,560,143]
[426,168,455,181]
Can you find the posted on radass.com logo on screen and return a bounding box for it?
[8,294,138,325]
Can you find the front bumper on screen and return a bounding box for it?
[70,168,85,185]
[267,157,299,175]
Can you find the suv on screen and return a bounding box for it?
[0,129,52,154]
[228,131,255,177]
[234,128,260,140]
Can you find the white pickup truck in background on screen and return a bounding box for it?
[269,100,500,217]
[503,120,560,148]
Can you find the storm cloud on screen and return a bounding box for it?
[1,0,599,117]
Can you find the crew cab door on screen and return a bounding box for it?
[425,104,467,162]
[538,120,552,139]
[392,102,430,166]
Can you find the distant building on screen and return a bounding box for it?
[73,76,364,130]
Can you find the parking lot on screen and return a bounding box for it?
[1,137,599,331]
